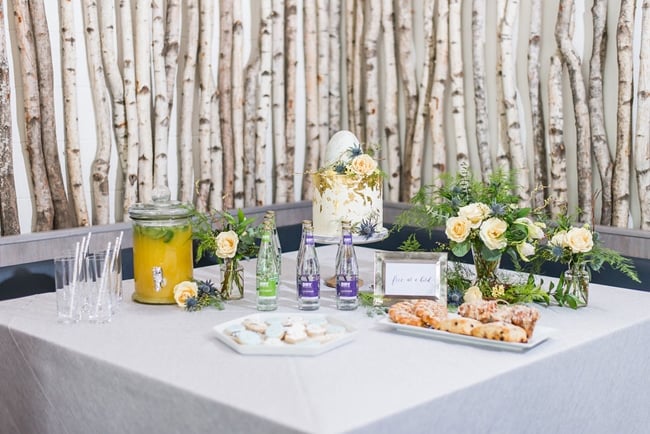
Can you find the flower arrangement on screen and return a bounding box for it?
[173,279,225,311]
[539,212,639,308]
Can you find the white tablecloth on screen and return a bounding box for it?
[1,245,649,434]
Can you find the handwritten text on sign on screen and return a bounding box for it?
[384,260,440,297]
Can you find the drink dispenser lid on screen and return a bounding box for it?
[128,187,192,221]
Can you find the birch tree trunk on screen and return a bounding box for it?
[196,0,214,212]
[13,0,53,231]
[449,0,469,168]
[135,0,152,203]
[31,0,73,228]
[616,6,636,228]
[257,0,273,205]
[589,0,613,225]
[328,0,341,136]
[232,0,246,208]
[501,0,529,205]
[119,0,139,213]
[495,0,510,172]
[209,91,223,210]
[285,0,298,201]
[317,0,329,163]
[429,0,449,189]
[472,0,492,182]
[396,0,418,201]
[0,0,19,234]
[548,53,568,218]
[98,0,127,178]
[152,0,169,191]
[59,0,90,227]
[352,0,365,140]
[345,0,356,134]
[179,0,199,203]
[272,0,288,202]
[219,0,234,209]
[408,0,435,198]
[382,0,400,201]
[528,0,547,210]
[244,53,260,207]
[302,0,319,200]
[164,0,181,110]
[82,0,112,225]
[636,0,650,230]
[556,0,593,222]
[364,1,381,147]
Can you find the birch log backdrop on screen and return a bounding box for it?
[2,0,650,235]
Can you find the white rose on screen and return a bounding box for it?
[565,227,593,253]
[445,216,472,243]
[349,154,378,176]
[173,281,198,307]
[464,286,483,304]
[516,242,535,261]
[515,217,545,240]
[479,217,508,251]
[550,230,567,247]
[459,203,491,229]
[215,230,239,259]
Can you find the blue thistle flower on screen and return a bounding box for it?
[490,202,507,216]
[334,161,347,174]
[349,145,363,158]
[185,297,200,311]
[447,288,464,307]
[358,218,378,239]
[198,279,217,296]
[551,245,564,259]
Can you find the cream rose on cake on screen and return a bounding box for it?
[349,154,378,176]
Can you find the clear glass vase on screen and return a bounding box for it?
[564,265,589,308]
[220,259,244,300]
[471,244,501,288]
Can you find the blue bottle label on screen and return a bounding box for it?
[336,278,358,297]
[298,278,320,297]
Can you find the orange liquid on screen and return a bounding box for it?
[132,223,193,304]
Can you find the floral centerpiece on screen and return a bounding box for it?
[539,212,639,308]
[396,167,549,303]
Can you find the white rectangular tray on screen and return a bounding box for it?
[214,313,358,356]
[380,317,555,352]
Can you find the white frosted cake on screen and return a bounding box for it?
[312,131,383,239]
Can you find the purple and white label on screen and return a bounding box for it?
[298,279,320,297]
[343,234,353,245]
[336,278,358,297]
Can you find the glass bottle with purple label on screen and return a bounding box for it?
[296,220,320,310]
[335,221,359,310]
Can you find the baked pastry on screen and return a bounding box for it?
[508,305,540,339]
[388,301,423,327]
[413,299,448,328]
[437,317,482,336]
[470,322,528,343]
[457,300,498,322]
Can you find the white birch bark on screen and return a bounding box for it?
[495,0,510,172]
[345,0,356,134]
[272,0,288,202]
[589,0,613,225]
[472,0,492,182]
[164,0,181,106]
[396,0,418,201]
[528,0,547,210]
[317,0,330,163]
[257,0,273,205]
[382,0,400,201]
[636,0,650,229]
[0,0,20,234]
[244,53,260,207]
[449,0,469,168]
[285,0,298,201]
[152,0,169,190]
[302,0,319,200]
[179,0,199,204]
[196,0,214,212]
[219,0,234,209]
[364,0,381,147]
[502,0,529,206]
[612,0,635,227]
[429,0,449,189]
[135,0,152,203]
[409,0,435,198]
[59,0,89,227]
[209,91,223,210]
[82,0,112,225]
[328,0,341,136]
[548,54,568,218]
[232,0,245,208]
[352,0,365,140]
[119,0,139,213]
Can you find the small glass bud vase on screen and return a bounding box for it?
[564,264,589,308]
[220,259,244,300]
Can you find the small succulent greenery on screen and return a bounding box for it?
[184,279,225,312]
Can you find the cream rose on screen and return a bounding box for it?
[550,230,567,247]
[565,227,593,253]
[445,216,471,243]
[349,154,378,176]
[464,286,483,304]
[516,242,535,261]
[173,281,198,307]
[215,230,239,259]
[479,217,508,251]
[459,203,491,228]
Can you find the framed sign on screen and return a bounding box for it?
[373,251,447,306]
